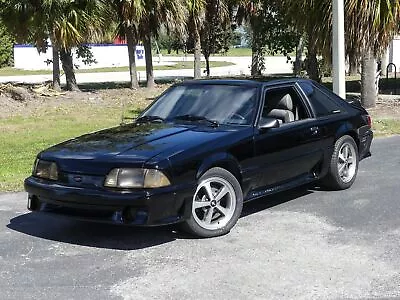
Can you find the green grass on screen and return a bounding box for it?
[372,118,400,137]
[0,61,234,77]
[0,103,144,192]
[160,47,252,57]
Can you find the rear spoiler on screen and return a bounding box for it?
[345,95,363,108]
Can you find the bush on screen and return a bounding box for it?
[0,21,14,68]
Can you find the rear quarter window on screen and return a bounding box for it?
[299,82,344,117]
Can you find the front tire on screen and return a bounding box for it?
[321,135,359,190]
[182,167,243,238]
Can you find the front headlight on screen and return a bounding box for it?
[33,159,58,180]
[104,168,171,188]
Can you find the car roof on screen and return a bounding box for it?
[177,78,312,88]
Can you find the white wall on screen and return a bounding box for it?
[389,36,400,72]
[13,44,145,70]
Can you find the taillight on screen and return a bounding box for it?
[367,115,372,127]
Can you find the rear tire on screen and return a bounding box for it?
[321,135,359,190]
[182,167,243,238]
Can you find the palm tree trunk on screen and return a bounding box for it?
[143,34,155,88]
[126,28,139,89]
[251,44,260,76]
[348,49,359,75]
[59,47,79,91]
[193,21,202,79]
[51,42,61,91]
[361,47,377,108]
[306,35,320,82]
[294,36,304,76]
[306,51,319,81]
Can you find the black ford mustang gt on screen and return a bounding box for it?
[25,79,373,237]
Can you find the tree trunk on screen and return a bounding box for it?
[51,42,61,91]
[306,48,320,82]
[251,45,259,76]
[361,47,377,108]
[294,36,304,75]
[126,28,139,89]
[205,54,210,77]
[193,21,202,79]
[251,45,263,77]
[59,47,79,91]
[143,34,155,88]
[348,49,359,75]
[306,34,320,82]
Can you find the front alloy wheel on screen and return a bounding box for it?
[182,167,243,237]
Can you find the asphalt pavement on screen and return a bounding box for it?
[1,136,399,299]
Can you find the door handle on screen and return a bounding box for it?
[310,126,319,135]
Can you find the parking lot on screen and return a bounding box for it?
[1,136,399,299]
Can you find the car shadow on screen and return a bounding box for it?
[7,185,316,250]
[7,213,184,250]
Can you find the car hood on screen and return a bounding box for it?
[39,123,244,174]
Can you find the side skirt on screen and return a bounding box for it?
[244,174,317,203]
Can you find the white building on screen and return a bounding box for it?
[13,44,146,70]
[388,36,400,73]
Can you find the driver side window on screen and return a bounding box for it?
[261,86,309,125]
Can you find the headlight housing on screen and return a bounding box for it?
[33,159,58,180]
[104,168,171,188]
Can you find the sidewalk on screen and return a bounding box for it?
[0,56,293,85]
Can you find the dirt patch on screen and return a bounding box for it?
[0,83,169,119]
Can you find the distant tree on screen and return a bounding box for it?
[236,0,299,76]
[278,0,330,81]
[157,30,186,54]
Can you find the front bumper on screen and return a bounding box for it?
[24,176,195,226]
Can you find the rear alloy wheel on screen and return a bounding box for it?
[182,167,243,238]
[321,135,359,190]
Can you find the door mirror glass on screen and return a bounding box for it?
[259,117,280,131]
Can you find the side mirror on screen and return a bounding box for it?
[258,117,280,131]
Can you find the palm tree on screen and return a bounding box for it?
[346,0,400,108]
[138,0,186,88]
[1,0,106,91]
[187,0,207,79]
[110,0,144,89]
[279,0,400,107]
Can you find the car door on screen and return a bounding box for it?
[252,84,326,191]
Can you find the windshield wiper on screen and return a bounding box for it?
[136,115,164,123]
[173,114,219,127]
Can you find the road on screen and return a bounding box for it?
[0,56,293,85]
[1,136,399,299]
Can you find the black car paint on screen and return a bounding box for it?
[25,79,373,226]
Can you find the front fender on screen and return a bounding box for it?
[196,152,242,183]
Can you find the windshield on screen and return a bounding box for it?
[142,84,258,125]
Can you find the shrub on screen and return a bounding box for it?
[0,21,14,68]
